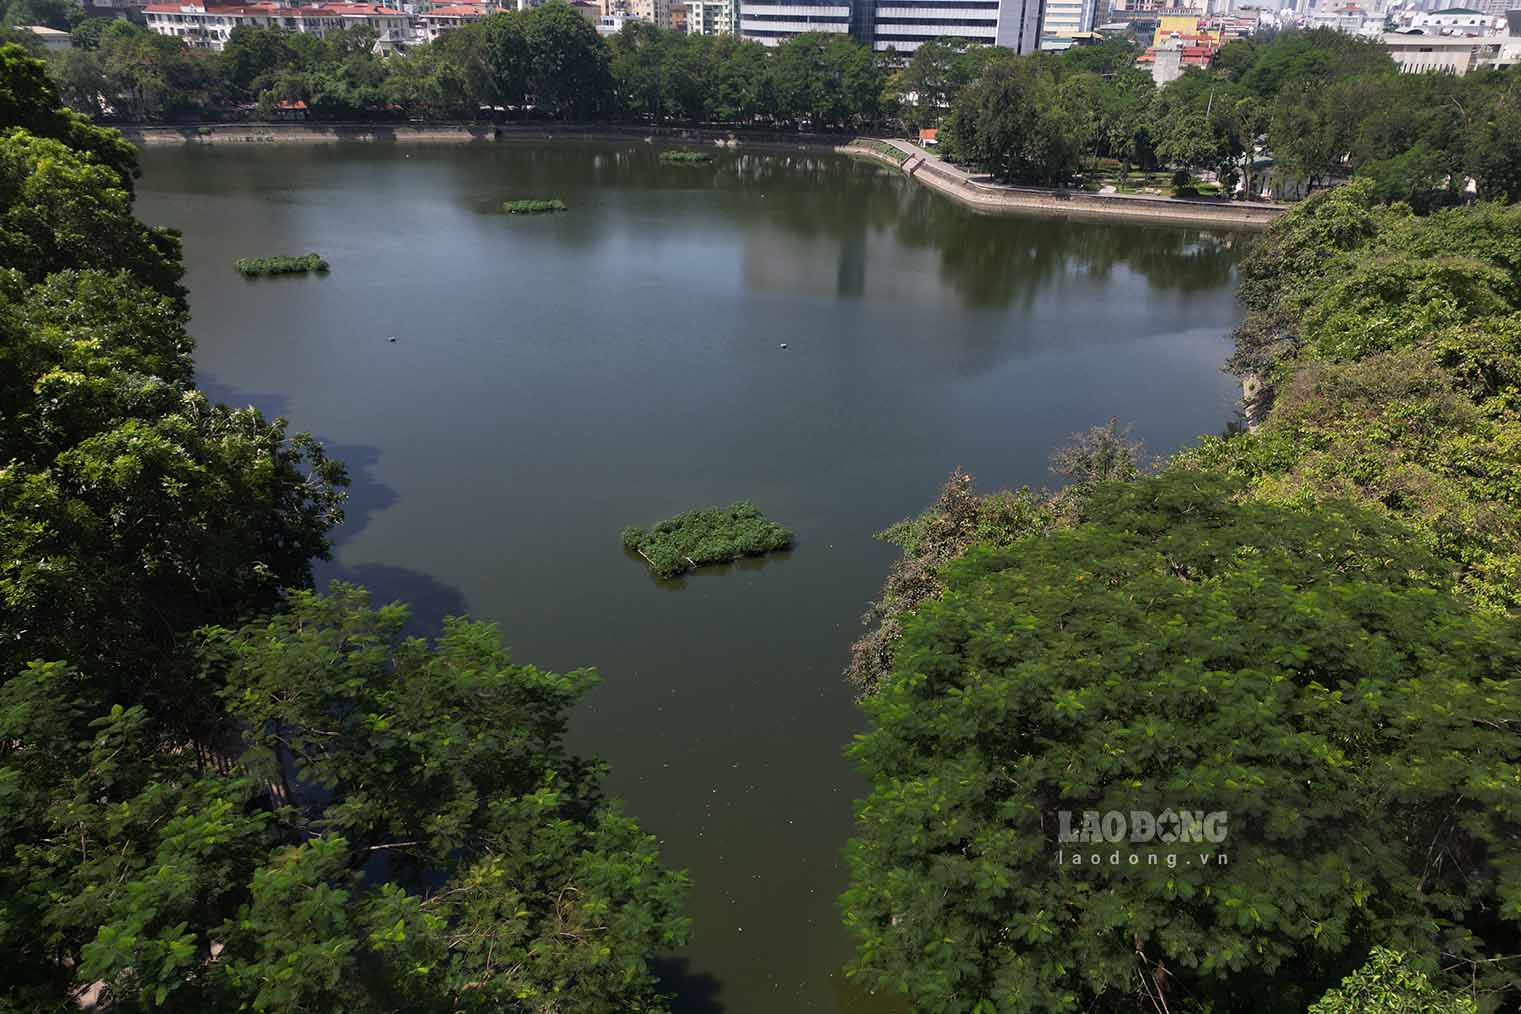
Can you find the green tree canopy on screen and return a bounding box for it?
[944,54,1095,185]
[2,588,691,1012]
[844,473,1521,1014]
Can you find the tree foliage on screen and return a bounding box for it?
[1188,181,1521,611]
[1309,948,1476,1014]
[0,44,688,1012]
[943,53,1097,185]
[844,474,1521,1014]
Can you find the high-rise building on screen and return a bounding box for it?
[739,0,1043,51]
[1039,0,1098,38]
[869,0,1044,52]
[739,0,852,42]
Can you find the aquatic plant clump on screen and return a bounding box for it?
[622,500,793,578]
[658,150,714,165]
[502,199,568,214]
[235,253,330,276]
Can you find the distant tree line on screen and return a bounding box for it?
[934,30,1521,200]
[26,15,1521,201]
[26,5,890,128]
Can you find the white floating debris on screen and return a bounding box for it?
[779,343,788,349]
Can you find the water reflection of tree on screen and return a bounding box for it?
[888,183,1241,308]
[458,142,1243,305]
[717,153,1242,308]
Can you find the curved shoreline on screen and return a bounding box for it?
[124,121,1286,231]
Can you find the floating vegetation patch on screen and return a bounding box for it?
[235,253,329,276]
[622,500,793,579]
[502,199,568,214]
[658,150,715,165]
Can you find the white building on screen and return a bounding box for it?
[1411,5,1498,31]
[739,0,851,43]
[1380,29,1502,69]
[416,2,487,39]
[1040,0,1099,38]
[686,0,737,32]
[1307,4,1380,33]
[144,1,410,51]
[21,24,73,48]
[860,0,1044,52]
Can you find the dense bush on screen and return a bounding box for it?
[1310,948,1476,1014]
[234,252,329,276]
[1185,181,1521,610]
[622,500,792,579]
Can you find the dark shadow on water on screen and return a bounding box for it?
[199,375,459,637]
[196,374,291,418]
[652,956,726,1014]
[198,374,399,550]
[322,443,399,548]
[314,561,470,640]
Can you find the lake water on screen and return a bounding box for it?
[135,140,1247,1014]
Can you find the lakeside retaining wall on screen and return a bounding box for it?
[907,156,1286,230]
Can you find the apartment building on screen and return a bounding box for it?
[739,0,852,43]
[144,0,410,50]
[686,0,738,32]
[1039,0,1098,39]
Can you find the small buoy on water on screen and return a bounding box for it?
[388,336,398,343]
[779,343,788,349]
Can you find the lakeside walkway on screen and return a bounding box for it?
[867,137,1288,230]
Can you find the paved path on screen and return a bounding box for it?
[873,137,1289,215]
